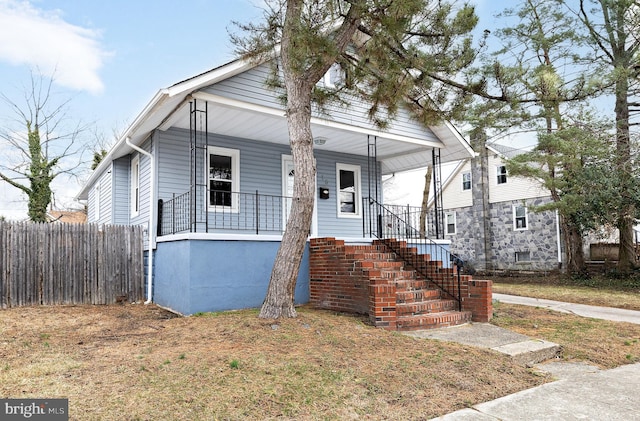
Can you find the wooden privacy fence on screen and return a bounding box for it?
[0,221,144,308]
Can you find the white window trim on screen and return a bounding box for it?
[336,163,361,218]
[131,154,140,217]
[462,171,471,191]
[513,205,528,231]
[515,251,532,262]
[497,165,508,185]
[207,146,240,213]
[445,211,456,235]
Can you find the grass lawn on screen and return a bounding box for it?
[3,275,640,419]
[0,304,546,420]
[491,274,640,310]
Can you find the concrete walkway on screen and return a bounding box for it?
[425,296,640,420]
[493,293,640,324]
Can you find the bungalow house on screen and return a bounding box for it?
[77,57,479,320]
[437,143,563,273]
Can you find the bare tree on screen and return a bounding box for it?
[0,72,90,222]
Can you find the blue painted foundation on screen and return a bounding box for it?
[153,238,310,315]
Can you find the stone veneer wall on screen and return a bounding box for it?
[448,197,562,272]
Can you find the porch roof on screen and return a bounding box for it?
[78,58,475,200]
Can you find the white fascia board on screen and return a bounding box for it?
[191,91,444,148]
[429,120,476,159]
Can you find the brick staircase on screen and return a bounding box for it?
[309,238,490,331]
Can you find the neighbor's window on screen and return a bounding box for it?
[515,251,531,262]
[336,163,361,217]
[497,165,507,184]
[445,212,456,235]
[462,171,471,191]
[513,205,528,230]
[323,63,344,88]
[208,146,240,211]
[131,154,140,217]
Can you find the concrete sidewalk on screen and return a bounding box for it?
[493,293,640,324]
[431,362,640,420]
[424,296,640,420]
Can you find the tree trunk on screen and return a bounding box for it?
[614,74,636,272]
[259,84,316,319]
[419,167,432,238]
[561,216,586,275]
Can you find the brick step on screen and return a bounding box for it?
[396,288,441,303]
[394,279,433,291]
[396,299,459,316]
[395,310,472,331]
[346,252,397,261]
[364,269,416,280]
[344,245,386,253]
[355,260,404,270]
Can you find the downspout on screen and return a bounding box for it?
[126,136,156,304]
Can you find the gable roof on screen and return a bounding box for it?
[78,57,474,200]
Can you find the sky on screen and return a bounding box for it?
[0,0,508,219]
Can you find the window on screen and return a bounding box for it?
[445,212,456,235]
[336,163,361,217]
[323,63,344,88]
[513,205,528,230]
[131,155,140,217]
[515,251,531,262]
[462,172,471,191]
[208,146,240,211]
[497,165,507,184]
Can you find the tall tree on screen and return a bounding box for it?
[572,0,640,271]
[234,0,479,319]
[0,73,89,222]
[508,114,616,274]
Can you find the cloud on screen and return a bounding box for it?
[0,0,109,94]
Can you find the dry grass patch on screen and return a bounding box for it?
[492,276,640,311]
[492,302,640,369]
[1,304,546,420]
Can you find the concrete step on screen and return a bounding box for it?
[405,323,562,366]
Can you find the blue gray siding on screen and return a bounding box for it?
[204,62,438,143]
[87,164,113,224]
[154,238,310,315]
[112,156,130,225]
[157,127,378,238]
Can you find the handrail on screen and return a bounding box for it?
[363,197,463,309]
[158,190,292,236]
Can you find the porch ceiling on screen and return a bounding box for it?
[161,93,473,175]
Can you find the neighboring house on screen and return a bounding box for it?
[437,143,563,273]
[46,210,87,224]
[77,57,474,315]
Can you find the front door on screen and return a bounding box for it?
[282,155,317,235]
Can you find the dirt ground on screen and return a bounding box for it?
[0,304,547,420]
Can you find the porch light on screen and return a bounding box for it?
[313,137,327,146]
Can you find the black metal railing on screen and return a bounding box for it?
[363,197,463,309]
[158,190,292,236]
[382,204,439,239]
